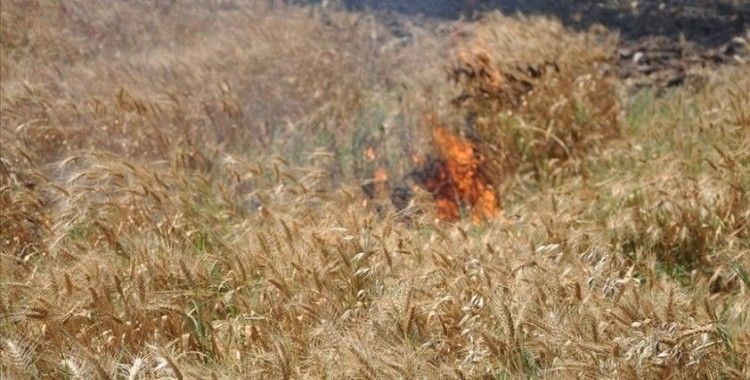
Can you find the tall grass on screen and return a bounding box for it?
[1,1,748,378]
[446,13,621,188]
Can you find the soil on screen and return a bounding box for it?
[344,0,750,88]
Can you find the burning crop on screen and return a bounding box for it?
[399,15,620,222]
[413,115,497,222]
[447,14,621,183]
[2,1,749,378]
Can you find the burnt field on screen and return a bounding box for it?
[345,0,750,87]
[1,1,749,378]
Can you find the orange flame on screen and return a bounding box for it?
[365,147,377,161]
[424,115,497,222]
[373,168,388,183]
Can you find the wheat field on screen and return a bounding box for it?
[1,1,749,379]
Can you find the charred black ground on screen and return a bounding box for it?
[345,0,749,47]
[342,0,750,87]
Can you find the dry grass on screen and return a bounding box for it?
[446,13,621,187]
[1,1,749,378]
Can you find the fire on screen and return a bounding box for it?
[359,118,497,223]
[421,115,497,222]
[365,146,377,161]
[361,165,390,207]
[455,47,504,96]
[373,168,388,183]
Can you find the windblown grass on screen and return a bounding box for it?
[1,1,748,378]
[447,13,622,187]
